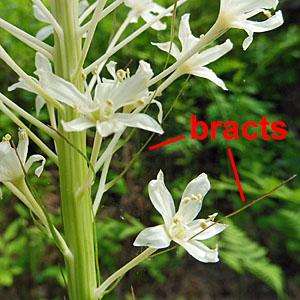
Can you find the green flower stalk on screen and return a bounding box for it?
[49,1,98,299]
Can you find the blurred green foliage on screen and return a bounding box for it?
[0,0,300,299]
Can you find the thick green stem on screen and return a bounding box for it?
[50,1,97,300]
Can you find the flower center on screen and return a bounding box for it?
[169,215,188,240]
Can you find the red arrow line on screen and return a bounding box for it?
[227,148,246,202]
[149,135,186,150]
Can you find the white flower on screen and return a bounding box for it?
[153,14,233,90]
[217,0,284,50]
[8,52,53,116]
[33,1,89,40]
[34,53,163,137]
[134,170,228,263]
[0,129,45,183]
[125,0,170,31]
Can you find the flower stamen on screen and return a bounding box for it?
[2,134,11,143]
[208,213,218,222]
[137,99,145,106]
[183,197,191,204]
[19,129,27,140]
[117,69,127,82]
[106,99,114,107]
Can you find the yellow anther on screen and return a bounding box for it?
[117,69,126,82]
[92,67,99,75]
[197,193,202,203]
[81,72,87,80]
[264,10,272,18]
[200,34,205,38]
[19,130,27,140]
[208,213,218,222]
[173,216,181,225]
[126,68,130,77]
[200,222,208,229]
[191,194,198,201]
[183,197,190,204]
[106,99,114,107]
[137,99,145,106]
[2,134,11,143]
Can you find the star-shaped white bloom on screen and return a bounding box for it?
[134,170,227,263]
[124,0,170,30]
[0,129,45,183]
[8,52,53,116]
[217,0,284,50]
[33,53,163,137]
[153,14,233,90]
[33,1,89,40]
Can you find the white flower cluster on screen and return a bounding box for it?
[134,171,227,262]
[0,0,284,272]
[0,129,45,183]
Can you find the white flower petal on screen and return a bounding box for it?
[0,147,22,180]
[128,12,139,24]
[124,0,134,8]
[151,42,181,59]
[184,219,228,241]
[182,173,210,204]
[106,61,118,81]
[219,0,283,50]
[25,154,46,177]
[35,52,52,73]
[240,11,284,50]
[62,117,95,132]
[35,95,45,117]
[179,14,192,48]
[38,71,88,107]
[96,119,126,137]
[151,99,163,123]
[148,2,170,14]
[148,170,175,225]
[190,66,228,90]
[179,14,200,53]
[0,166,15,182]
[36,26,53,41]
[192,39,233,67]
[8,78,36,93]
[125,0,170,30]
[222,0,279,12]
[0,133,46,182]
[141,11,167,31]
[78,0,89,16]
[115,113,163,134]
[17,129,29,164]
[33,4,50,23]
[179,240,219,263]
[134,224,171,248]
[111,61,153,108]
[177,173,210,223]
[0,141,11,158]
